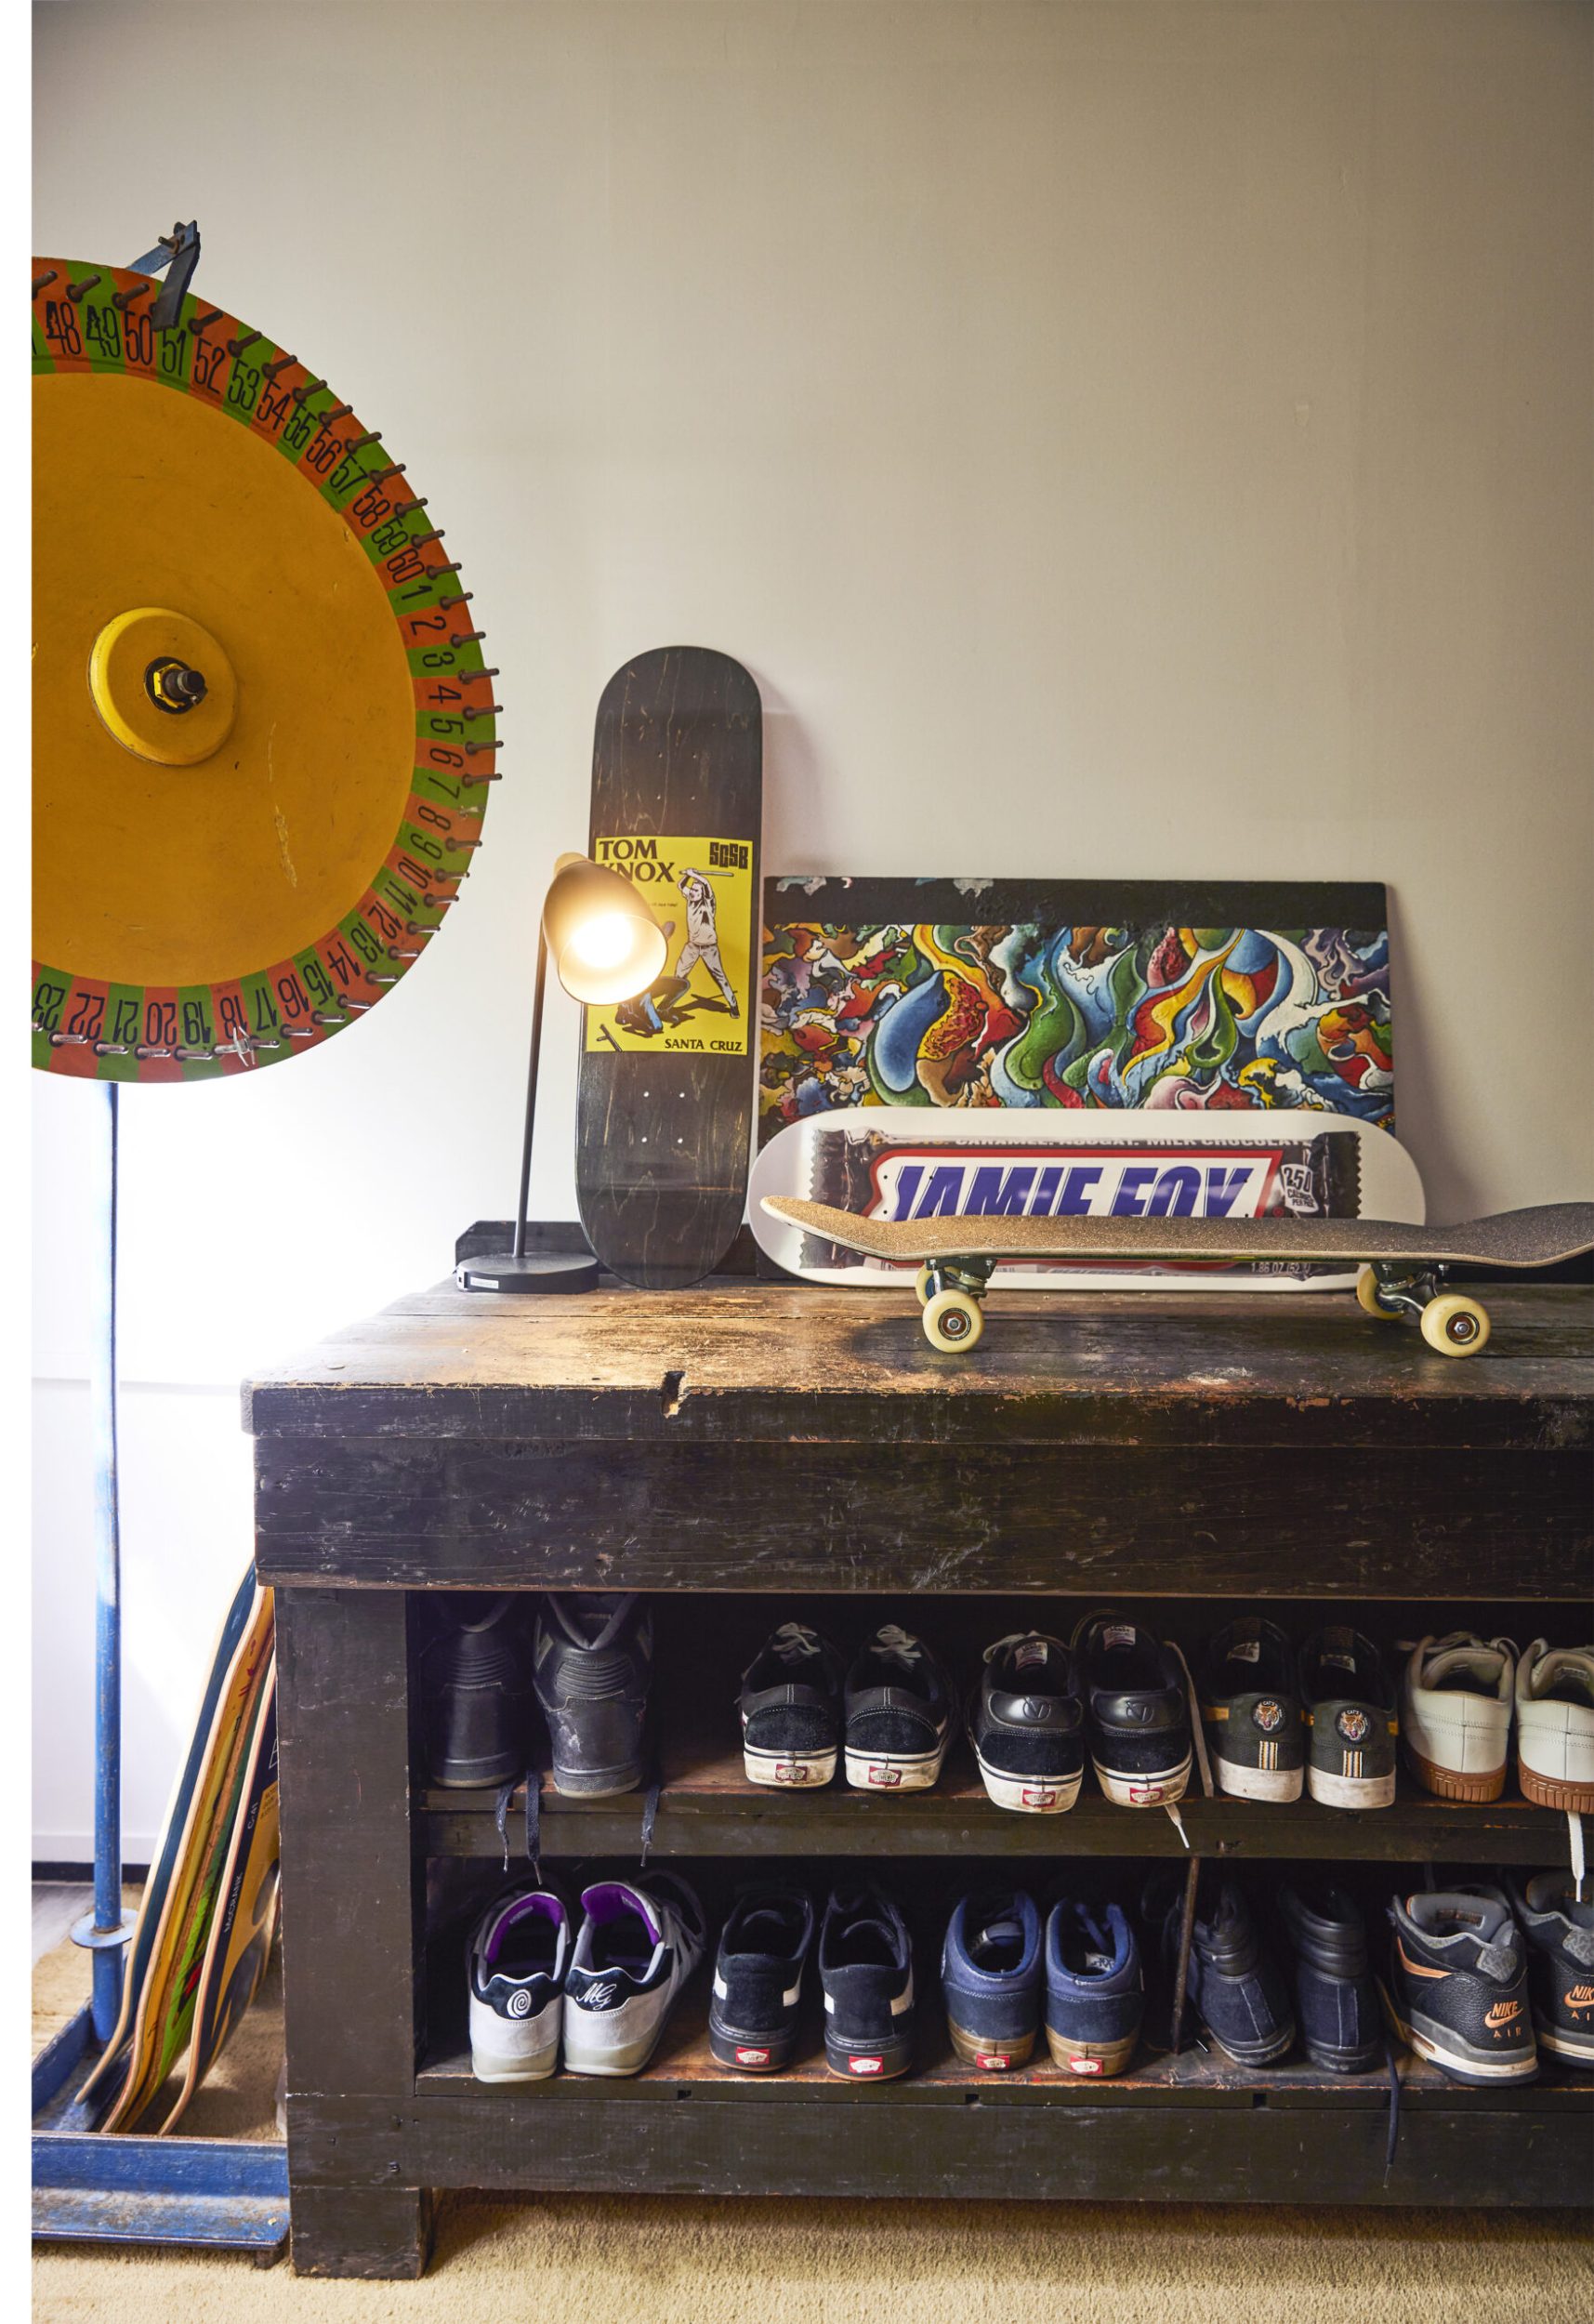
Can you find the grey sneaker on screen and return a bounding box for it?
[562,1875,706,2077]
[1300,1626,1397,1809]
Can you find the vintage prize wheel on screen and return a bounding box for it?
[32,254,498,1082]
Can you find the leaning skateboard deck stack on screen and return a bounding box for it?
[80,1563,281,2133]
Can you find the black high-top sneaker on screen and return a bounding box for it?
[843,1625,954,1791]
[1145,1867,1295,2065]
[1507,1872,1594,2070]
[739,1623,846,1788]
[534,1592,652,1797]
[1276,1881,1381,2073]
[422,1596,533,1789]
[1384,1887,1538,2085]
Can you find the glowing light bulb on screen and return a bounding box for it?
[566,911,636,972]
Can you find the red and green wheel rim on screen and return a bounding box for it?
[32,255,497,1083]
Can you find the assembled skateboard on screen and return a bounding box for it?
[750,1104,1424,1290]
[760,1196,1594,1354]
[576,647,760,1288]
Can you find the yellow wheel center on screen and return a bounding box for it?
[87,605,239,766]
[33,369,414,990]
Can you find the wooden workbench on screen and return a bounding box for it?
[246,1270,1592,2278]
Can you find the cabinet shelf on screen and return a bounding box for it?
[418,1737,1572,1864]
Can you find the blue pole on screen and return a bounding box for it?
[88,1078,123,2041]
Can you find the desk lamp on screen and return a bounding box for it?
[456,852,666,1292]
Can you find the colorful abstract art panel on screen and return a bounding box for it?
[759,878,1392,1140]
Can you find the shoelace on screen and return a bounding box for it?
[872,1623,923,1672]
[771,1622,822,1666]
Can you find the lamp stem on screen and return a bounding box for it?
[511,925,550,1262]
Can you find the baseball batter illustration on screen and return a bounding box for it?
[674,865,739,1016]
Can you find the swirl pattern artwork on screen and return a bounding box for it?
[759,878,1392,1138]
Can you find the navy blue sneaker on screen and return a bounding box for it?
[941,1889,1043,2071]
[738,1622,846,1789]
[1148,1868,1295,2066]
[1384,1886,1536,2085]
[1044,1897,1143,2077]
[843,1625,954,1792]
[1276,1881,1381,2073]
[968,1632,1085,1814]
[708,1885,814,2072]
[819,1882,916,2080]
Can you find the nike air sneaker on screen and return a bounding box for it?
[1071,1611,1192,1807]
[562,1873,705,2077]
[738,1622,846,1789]
[1199,1617,1304,1802]
[968,1632,1085,1814]
[1400,1631,1514,1802]
[1147,1868,1295,2066]
[1515,1638,1594,1812]
[1276,1881,1380,2074]
[818,1882,916,2080]
[1299,1626,1397,1809]
[708,1885,814,2072]
[468,1886,570,2082]
[941,1888,1043,2071]
[422,1595,533,1789]
[843,1625,954,1791]
[1508,1872,1594,2068]
[1044,1897,1143,2078]
[534,1592,652,1798]
[1384,1886,1537,2085]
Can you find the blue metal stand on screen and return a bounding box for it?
[70,1081,137,2024]
[34,244,287,2238]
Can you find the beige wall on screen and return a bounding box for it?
[32,0,1592,1848]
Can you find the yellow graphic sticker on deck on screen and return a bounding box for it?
[584,835,753,1056]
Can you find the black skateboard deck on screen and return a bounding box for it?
[576,647,761,1288]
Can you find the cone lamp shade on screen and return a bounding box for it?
[543,852,667,1005]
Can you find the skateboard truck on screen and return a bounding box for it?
[1354,1264,1491,1354]
[915,1257,998,1351]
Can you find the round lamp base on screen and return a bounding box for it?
[454,1250,600,1295]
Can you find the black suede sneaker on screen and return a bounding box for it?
[843,1625,954,1791]
[422,1595,533,1789]
[738,1623,846,1789]
[1506,1873,1594,2071]
[1276,1880,1381,2073]
[533,1592,652,1797]
[709,1885,815,2072]
[1300,1626,1397,1810]
[1146,1868,1295,2066]
[819,1882,916,2079]
[1072,1611,1192,1807]
[968,1632,1085,1814]
[1384,1887,1537,2085]
[1199,1617,1305,1804]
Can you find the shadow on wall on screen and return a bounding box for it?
[1385,885,1482,1224]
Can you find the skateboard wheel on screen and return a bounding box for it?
[922,1288,984,1352]
[1419,1293,1491,1357]
[915,1265,937,1307]
[1355,1265,1401,1320]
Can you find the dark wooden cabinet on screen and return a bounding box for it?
[248,1275,1592,2278]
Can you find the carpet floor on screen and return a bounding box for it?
[33,1908,1592,2324]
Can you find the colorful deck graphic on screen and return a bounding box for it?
[584,834,753,1056]
[760,879,1392,1139]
